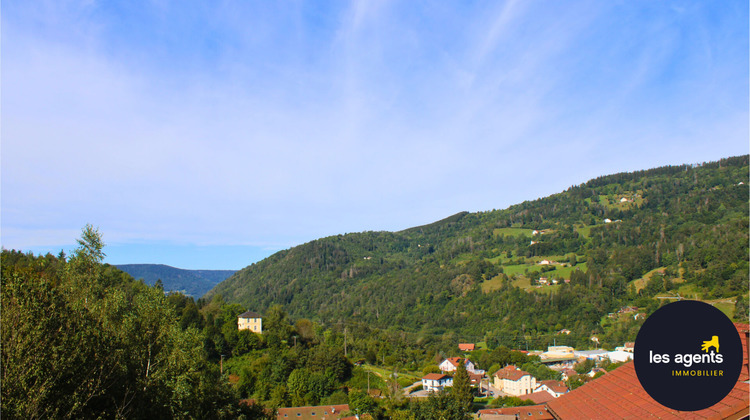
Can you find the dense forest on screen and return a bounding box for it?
[208,155,749,350]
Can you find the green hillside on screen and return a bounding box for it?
[116,264,236,297]
[206,156,749,349]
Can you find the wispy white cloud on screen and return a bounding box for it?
[2,1,747,268]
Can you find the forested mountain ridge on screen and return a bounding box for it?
[116,264,236,297]
[206,156,749,349]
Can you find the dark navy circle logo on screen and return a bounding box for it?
[634,300,742,411]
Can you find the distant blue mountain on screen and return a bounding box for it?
[116,264,236,298]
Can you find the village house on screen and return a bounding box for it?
[614,342,635,353]
[560,368,578,382]
[618,305,638,314]
[421,373,453,392]
[458,343,475,352]
[493,365,537,396]
[439,357,484,374]
[533,380,569,398]
[238,310,263,333]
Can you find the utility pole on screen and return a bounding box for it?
[344,327,347,357]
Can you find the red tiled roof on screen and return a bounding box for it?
[478,405,554,420]
[445,357,463,367]
[537,380,569,394]
[561,369,577,377]
[546,323,750,419]
[423,373,450,381]
[527,390,557,404]
[277,404,350,420]
[469,372,485,384]
[494,365,532,381]
[459,343,476,351]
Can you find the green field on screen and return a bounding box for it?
[575,225,593,238]
[713,301,735,319]
[492,227,537,237]
[481,261,587,293]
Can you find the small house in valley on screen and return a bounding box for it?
[422,373,453,392]
[534,380,569,398]
[458,343,476,352]
[440,357,483,374]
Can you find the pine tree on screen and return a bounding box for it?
[450,359,473,413]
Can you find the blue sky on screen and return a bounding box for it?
[2,1,748,269]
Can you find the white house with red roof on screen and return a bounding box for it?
[533,380,569,398]
[421,373,453,392]
[439,357,483,374]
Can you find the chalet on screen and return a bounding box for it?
[238,310,262,333]
[277,404,351,420]
[439,357,483,374]
[538,278,548,285]
[557,329,571,335]
[534,380,569,398]
[539,260,552,265]
[422,373,453,392]
[493,365,537,396]
[458,343,475,352]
